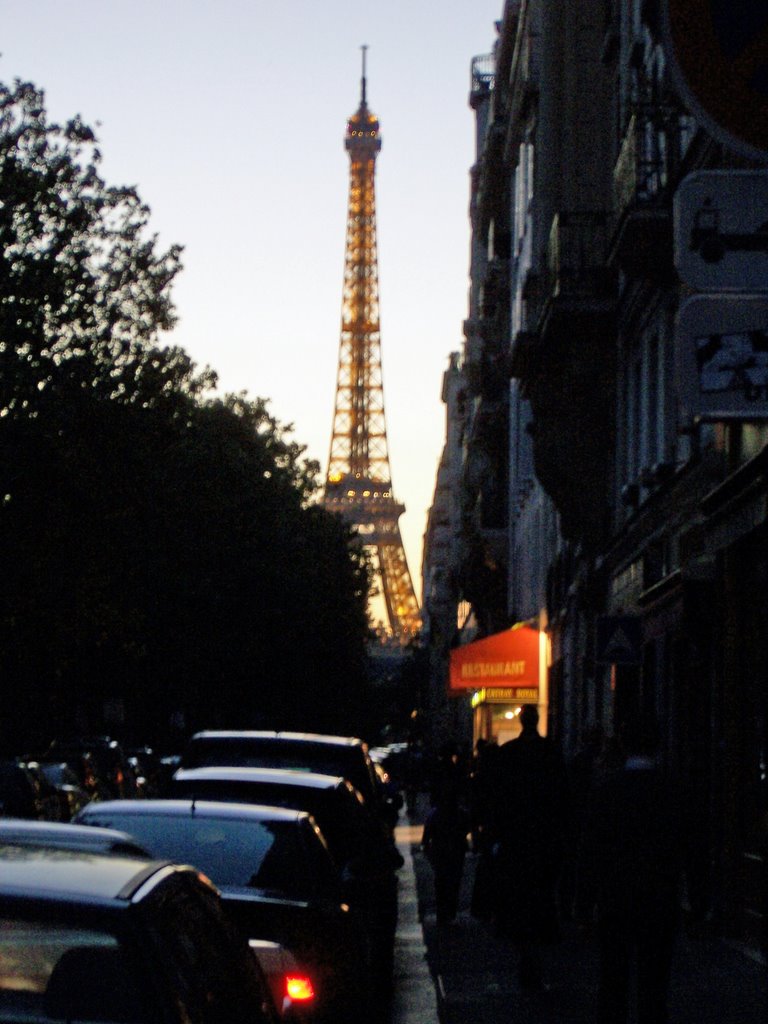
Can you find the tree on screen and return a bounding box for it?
[0,79,190,420]
[0,80,373,752]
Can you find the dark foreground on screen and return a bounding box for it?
[400,797,766,1024]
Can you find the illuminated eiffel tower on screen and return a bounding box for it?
[323,49,421,643]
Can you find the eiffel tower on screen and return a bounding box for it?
[323,49,421,643]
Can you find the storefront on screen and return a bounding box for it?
[695,451,768,948]
[448,624,548,745]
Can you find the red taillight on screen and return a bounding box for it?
[285,975,315,1002]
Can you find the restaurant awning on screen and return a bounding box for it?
[449,625,540,694]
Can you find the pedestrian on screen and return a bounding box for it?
[580,716,684,1024]
[468,737,489,848]
[486,705,569,990]
[469,737,498,921]
[422,742,470,926]
[565,723,605,922]
[404,741,424,818]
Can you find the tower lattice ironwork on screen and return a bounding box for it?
[323,50,421,643]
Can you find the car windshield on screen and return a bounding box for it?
[83,812,311,899]
[0,919,150,1023]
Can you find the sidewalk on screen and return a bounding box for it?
[391,820,440,1024]
[400,799,766,1024]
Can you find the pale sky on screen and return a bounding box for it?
[1,0,504,602]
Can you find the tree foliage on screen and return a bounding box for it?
[0,80,371,753]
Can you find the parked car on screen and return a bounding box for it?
[39,744,104,801]
[75,798,368,1023]
[180,730,401,828]
[0,819,309,1021]
[170,766,401,991]
[126,745,164,798]
[159,753,182,793]
[250,939,318,1022]
[0,818,150,858]
[35,761,91,820]
[0,760,42,819]
[0,843,279,1024]
[16,761,63,821]
[42,735,138,800]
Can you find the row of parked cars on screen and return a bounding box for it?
[0,730,405,1024]
[0,737,168,822]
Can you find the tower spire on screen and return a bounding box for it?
[323,56,421,643]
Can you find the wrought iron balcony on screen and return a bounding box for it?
[508,212,616,550]
[541,210,613,311]
[608,108,679,278]
[470,53,495,100]
[479,256,510,321]
[613,112,666,210]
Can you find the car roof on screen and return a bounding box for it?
[0,844,172,902]
[78,798,310,825]
[0,820,150,857]
[173,767,348,791]
[188,731,366,749]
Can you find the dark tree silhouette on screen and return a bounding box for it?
[0,80,372,754]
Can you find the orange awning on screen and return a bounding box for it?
[449,625,539,692]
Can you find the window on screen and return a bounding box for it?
[83,811,316,901]
[620,326,668,497]
[0,920,148,1023]
[646,334,661,468]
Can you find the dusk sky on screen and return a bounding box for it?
[1,0,505,599]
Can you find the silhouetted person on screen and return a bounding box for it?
[422,742,470,926]
[469,737,498,920]
[468,737,490,848]
[581,718,683,1024]
[404,741,424,818]
[565,723,605,921]
[486,705,569,989]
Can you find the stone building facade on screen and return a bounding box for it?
[422,0,767,950]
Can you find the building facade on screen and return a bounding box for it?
[422,0,767,950]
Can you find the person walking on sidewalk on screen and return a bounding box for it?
[580,716,684,1024]
[486,705,570,990]
[469,737,499,921]
[422,742,470,926]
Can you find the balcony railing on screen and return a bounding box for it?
[471,53,495,95]
[613,105,687,214]
[613,112,665,212]
[480,257,510,320]
[609,106,686,277]
[545,210,611,300]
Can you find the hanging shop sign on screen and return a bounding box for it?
[449,625,539,693]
